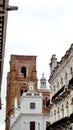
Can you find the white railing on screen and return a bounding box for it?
[23,92,42,96]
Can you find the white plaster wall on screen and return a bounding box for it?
[10,118,21,130]
[10,114,50,130]
[50,93,73,124]
[51,56,73,98]
[20,96,42,114]
[10,92,50,130]
[43,114,50,130]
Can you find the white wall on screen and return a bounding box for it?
[10,114,50,130]
[20,94,42,114]
[10,92,50,130]
[50,55,73,124]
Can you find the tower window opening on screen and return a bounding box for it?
[21,67,26,78]
[20,89,27,96]
[46,97,50,106]
[20,90,24,96]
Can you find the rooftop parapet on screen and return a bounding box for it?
[49,43,73,80]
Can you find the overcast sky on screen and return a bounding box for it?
[0,0,73,129]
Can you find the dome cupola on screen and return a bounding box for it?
[40,73,46,88]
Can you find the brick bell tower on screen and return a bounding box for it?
[5,55,37,130]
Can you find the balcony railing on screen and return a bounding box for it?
[52,86,65,102]
[69,113,73,123]
[68,77,73,89]
[52,86,65,101]
[23,92,42,97]
[46,116,70,130]
[46,113,73,130]
[52,85,70,103]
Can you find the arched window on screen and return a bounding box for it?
[57,107,60,120]
[61,104,64,118]
[61,77,63,86]
[54,85,55,93]
[20,88,27,96]
[54,109,56,121]
[20,89,24,96]
[70,67,73,77]
[65,72,68,86]
[21,66,26,78]
[66,101,69,116]
[51,112,53,121]
[57,82,59,90]
[46,98,50,106]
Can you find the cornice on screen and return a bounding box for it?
[49,44,73,83]
[11,55,37,60]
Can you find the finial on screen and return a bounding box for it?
[42,72,44,78]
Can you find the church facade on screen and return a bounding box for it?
[5,55,50,130]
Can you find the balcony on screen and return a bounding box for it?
[52,85,70,103]
[46,113,73,130]
[68,78,73,89]
[69,113,73,123]
[46,117,70,130]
